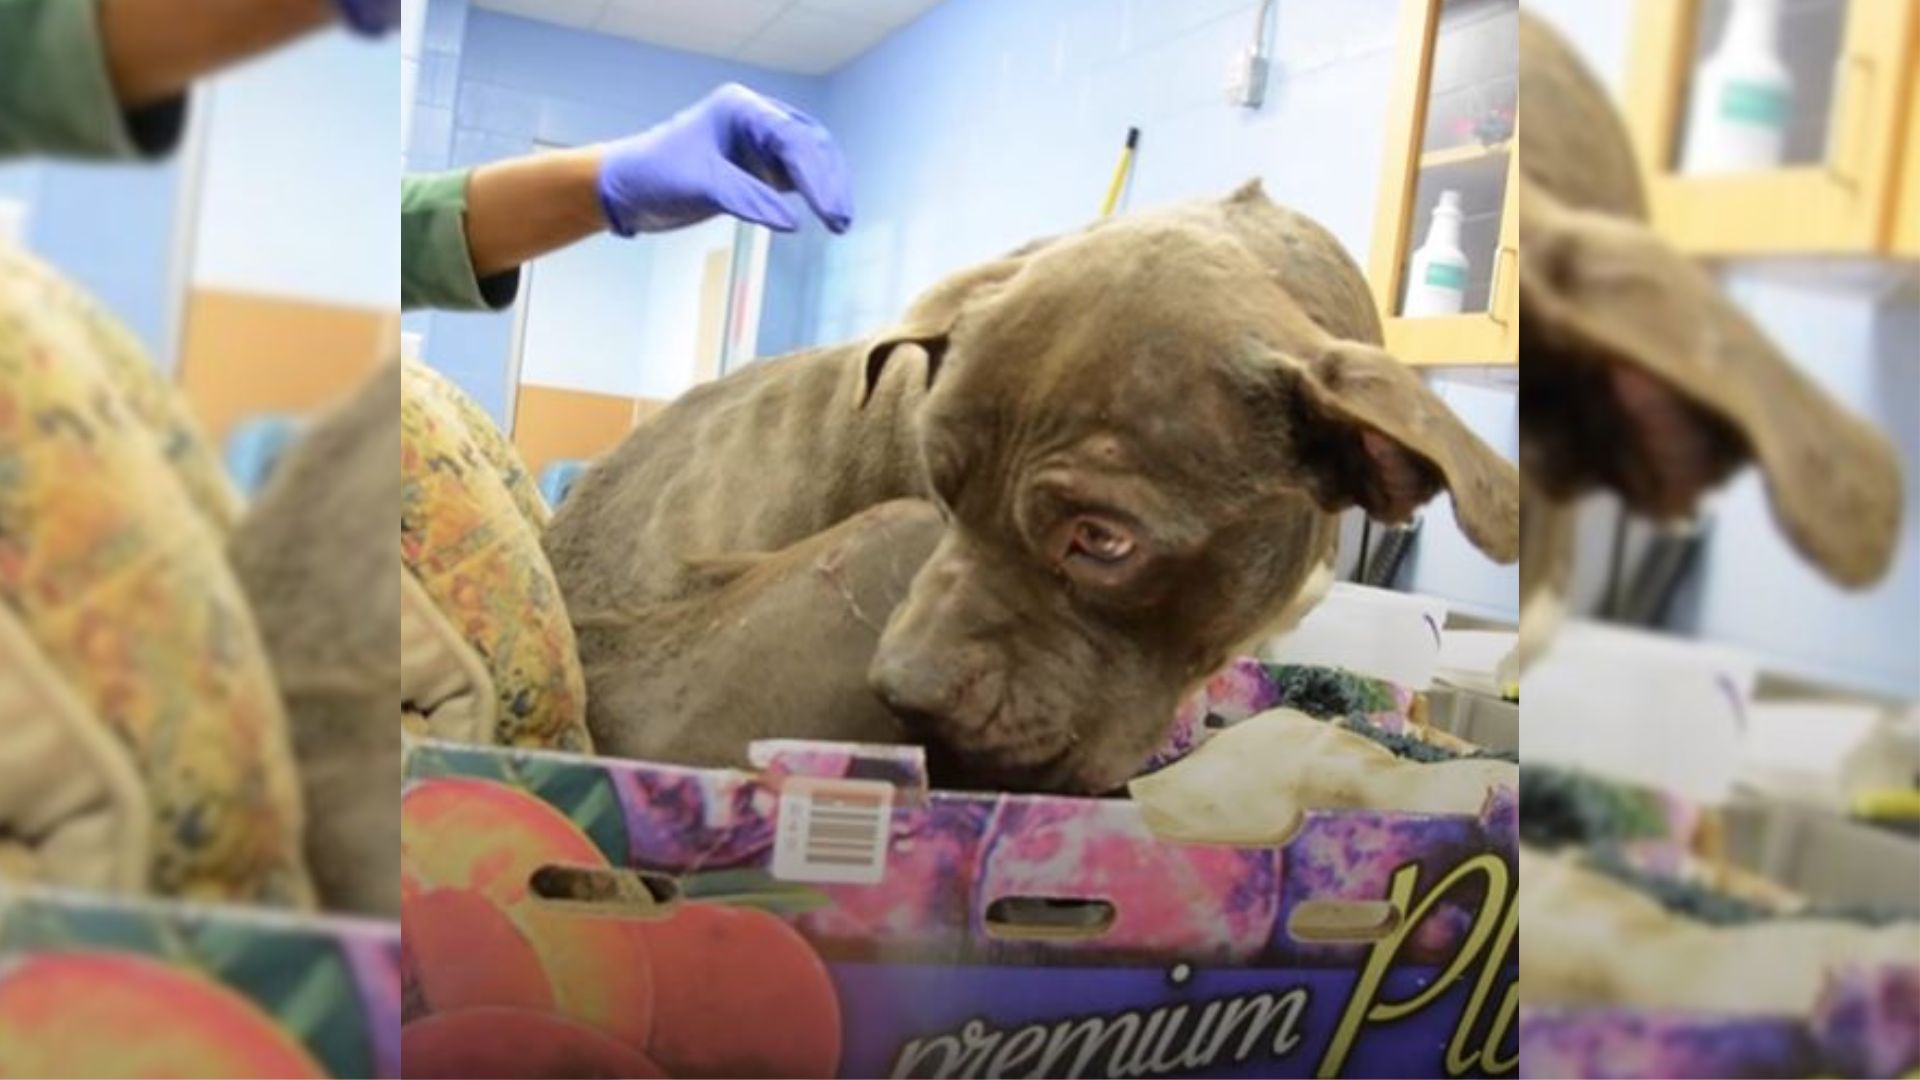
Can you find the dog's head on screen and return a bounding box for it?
[1517,12,1903,654]
[858,183,1518,793]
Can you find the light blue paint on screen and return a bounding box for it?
[1674,279,1920,699]
[809,0,1401,343]
[0,155,180,367]
[192,29,401,308]
[1399,381,1519,621]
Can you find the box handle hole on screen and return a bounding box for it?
[983,896,1117,940]
[1286,899,1400,943]
[528,864,682,918]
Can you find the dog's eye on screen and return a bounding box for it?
[1068,518,1136,564]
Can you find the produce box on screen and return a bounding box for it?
[1515,766,1920,1079]
[399,661,1519,1079]
[1519,964,1920,1080]
[0,883,401,1078]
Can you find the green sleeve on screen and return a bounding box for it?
[401,169,522,312]
[0,0,187,160]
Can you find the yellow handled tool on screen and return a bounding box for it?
[1101,127,1140,218]
[1852,787,1920,820]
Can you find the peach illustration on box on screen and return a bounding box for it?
[0,951,328,1079]
[401,776,845,1079]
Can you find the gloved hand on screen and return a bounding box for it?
[597,83,853,237]
[334,0,399,37]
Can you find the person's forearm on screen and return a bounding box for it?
[99,0,334,107]
[463,146,607,277]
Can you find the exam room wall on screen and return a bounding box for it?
[1525,0,1920,699]
[811,0,1519,622]
[404,1,827,425]
[0,157,180,368]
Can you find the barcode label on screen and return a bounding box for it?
[771,777,892,885]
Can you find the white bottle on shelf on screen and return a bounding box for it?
[1680,0,1793,174]
[1403,189,1468,318]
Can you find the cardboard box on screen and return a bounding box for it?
[1519,963,1918,1080]
[1513,767,1919,1078]
[0,883,400,1078]
[400,661,1519,1079]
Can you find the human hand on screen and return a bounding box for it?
[597,83,853,236]
[334,0,399,36]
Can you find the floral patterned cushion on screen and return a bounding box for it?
[15,248,243,535]
[400,358,590,752]
[0,245,315,906]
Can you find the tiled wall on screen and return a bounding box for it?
[0,154,180,368]
[810,0,1405,343]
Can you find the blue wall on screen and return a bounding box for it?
[809,0,1402,342]
[0,156,181,368]
[406,3,827,423]
[191,30,401,308]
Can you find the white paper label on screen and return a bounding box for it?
[771,777,892,885]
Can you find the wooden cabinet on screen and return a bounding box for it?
[1892,38,1920,256]
[1622,0,1919,256]
[1367,0,1519,367]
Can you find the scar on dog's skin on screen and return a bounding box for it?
[547,183,1518,794]
[1517,12,1902,667]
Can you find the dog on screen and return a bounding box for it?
[229,363,401,917]
[544,182,1519,794]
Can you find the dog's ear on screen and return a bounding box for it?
[859,250,1040,408]
[1520,183,1902,587]
[1267,341,1520,564]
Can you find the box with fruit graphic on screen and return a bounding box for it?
[400,662,1518,1079]
[0,883,400,1078]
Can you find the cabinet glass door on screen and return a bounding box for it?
[1394,0,1516,321]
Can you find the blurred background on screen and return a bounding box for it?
[0,21,399,493]
[1525,0,1918,910]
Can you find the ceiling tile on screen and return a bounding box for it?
[594,0,789,54]
[795,0,942,22]
[475,0,607,29]
[735,6,891,74]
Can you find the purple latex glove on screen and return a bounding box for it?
[598,83,853,237]
[334,0,399,36]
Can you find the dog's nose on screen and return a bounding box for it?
[869,659,952,738]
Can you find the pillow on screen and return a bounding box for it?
[400,358,591,752]
[405,357,548,531]
[0,245,315,906]
[0,605,149,893]
[15,246,243,534]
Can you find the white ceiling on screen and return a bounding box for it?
[473,0,945,75]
